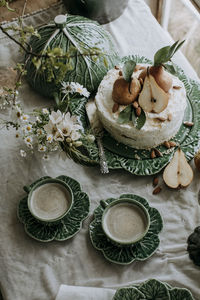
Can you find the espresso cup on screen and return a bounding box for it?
[24,178,73,223]
[100,198,150,246]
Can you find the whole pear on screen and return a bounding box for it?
[149,65,172,93]
[112,77,141,105]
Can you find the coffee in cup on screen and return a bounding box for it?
[25,178,73,222]
[101,198,150,245]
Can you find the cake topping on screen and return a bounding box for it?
[112,60,141,105]
[183,121,194,127]
[138,68,170,113]
[112,76,141,105]
[138,40,184,114]
[149,65,172,93]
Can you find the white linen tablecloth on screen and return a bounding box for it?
[55,285,115,300]
[0,1,200,300]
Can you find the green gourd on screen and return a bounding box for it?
[25,14,119,99]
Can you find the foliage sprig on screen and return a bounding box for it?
[118,104,146,130]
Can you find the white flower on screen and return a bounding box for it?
[49,110,63,124]
[24,136,32,143]
[71,130,81,141]
[44,120,57,136]
[46,134,53,143]
[21,114,30,122]
[20,149,26,157]
[57,120,72,137]
[24,136,33,147]
[61,82,90,98]
[27,143,33,149]
[64,113,82,130]
[42,108,49,114]
[42,154,49,160]
[38,144,47,152]
[23,123,32,133]
[14,106,22,119]
[61,82,76,94]
[72,82,90,98]
[37,128,44,136]
[54,130,64,142]
[36,116,42,123]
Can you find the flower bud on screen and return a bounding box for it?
[87,134,95,142]
[74,141,82,147]
[66,137,71,143]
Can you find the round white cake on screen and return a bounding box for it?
[95,65,187,149]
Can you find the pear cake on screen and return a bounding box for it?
[95,64,187,149]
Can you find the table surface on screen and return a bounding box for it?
[0,1,200,300]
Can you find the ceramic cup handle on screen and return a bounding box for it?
[100,200,108,209]
[23,185,31,193]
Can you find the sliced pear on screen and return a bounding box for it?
[138,74,169,113]
[163,149,193,188]
[138,76,151,111]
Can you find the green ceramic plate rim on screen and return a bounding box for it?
[17,175,90,242]
[89,194,163,265]
[113,278,195,300]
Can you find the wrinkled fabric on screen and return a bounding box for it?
[55,285,115,300]
[0,1,200,300]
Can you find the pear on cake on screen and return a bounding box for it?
[112,76,141,105]
[138,68,169,114]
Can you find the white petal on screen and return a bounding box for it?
[71,130,81,141]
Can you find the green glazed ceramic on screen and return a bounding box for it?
[100,198,150,246]
[67,55,200,175]
[24,177,74,223]
[113,279,195,300]
[89,194,163,264]
[17,175,90,242]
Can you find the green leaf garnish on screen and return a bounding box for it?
[117,104,146,130]
[164,62,177,75]
[154,46,171,66]
[122,60,136,82]
[154,40,185,66]
[135,109,146,129]
[131,109,136,125]
[117,104,132,124]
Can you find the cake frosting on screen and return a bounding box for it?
[95,64,187,149]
